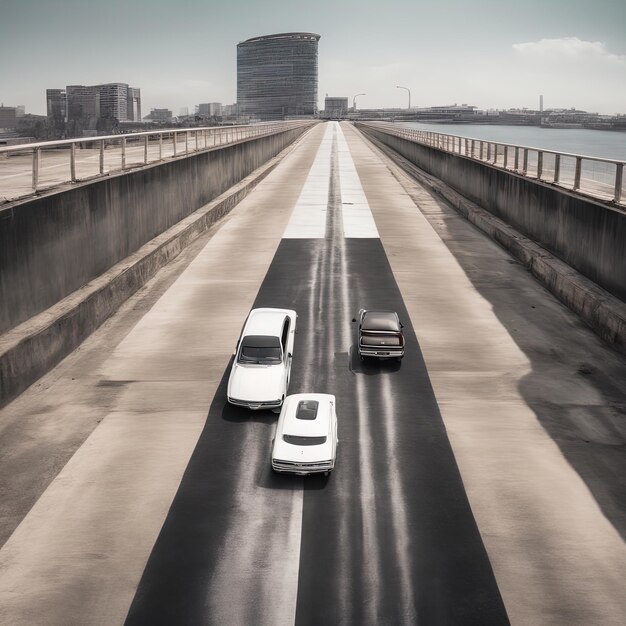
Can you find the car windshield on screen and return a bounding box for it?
[283,435,327,446]
[238,335,282,364]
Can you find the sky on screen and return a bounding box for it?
[1,0,625,116]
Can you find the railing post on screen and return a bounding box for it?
[121,136,126,170]
[70,142,76,182]
[471,139,475,158]
[144,135,148,164]
[503,146,508,169]
[514,147,519,170]
[195,130,199,151]
[479,141,484,160]
[486,143,491,161]
[99,140,105,174]
[537,151,543,178]
[554,154,561,183]
[573,157,582,190]
[522,149,528,174]
[185,131,189,155]
[159,134,163,160]
[32,147,40,191]
[173,132,177,156]
[614,162,623,203]
[493,144,498,164]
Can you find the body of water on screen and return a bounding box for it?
[397,122,626,162]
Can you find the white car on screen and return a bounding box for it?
[271,393,338,475]
[227,308,297,410]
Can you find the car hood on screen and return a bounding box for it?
[272,438,334,463]
[228,364,285,402]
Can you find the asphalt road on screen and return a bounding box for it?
[125,123,507,625]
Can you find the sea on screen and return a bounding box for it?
[396,122,626,162]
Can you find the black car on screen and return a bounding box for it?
[352,309,405,361]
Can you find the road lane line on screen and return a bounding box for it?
[283,123,333,239]
[336,124,379,238]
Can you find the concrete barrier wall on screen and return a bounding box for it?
[0,126,310,333]
[357,124,626,304]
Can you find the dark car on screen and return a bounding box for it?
[352,309,405,361]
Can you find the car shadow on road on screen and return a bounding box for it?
[348,345,402,375]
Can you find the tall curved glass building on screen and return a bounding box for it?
[237,32,320,120]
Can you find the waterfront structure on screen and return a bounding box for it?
[323,96,348,119]
[237,32,320,120]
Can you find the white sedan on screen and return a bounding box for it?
[271,393,338,475]
[227,308,297,410]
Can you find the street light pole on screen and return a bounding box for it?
[353,93,366,111]
[396,85,411,110]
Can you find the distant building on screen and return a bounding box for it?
[237,32,320,120]
[179,107,189,117]
[198,102,223,116]
[324,96,348,119]
[0,106,17,129]
[46,89,67,120]
[66,85,101,130]
[127,87,141,122]
[143,108,173,121]
[222,103,238,117]
[16,105,25,118]
[50,82,141,135]
[99,83,142,122]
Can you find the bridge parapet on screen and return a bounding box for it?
[361,122,625,206]
[0,121,313,205]
[356,121,626,351]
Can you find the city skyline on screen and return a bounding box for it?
[1,0,625,116]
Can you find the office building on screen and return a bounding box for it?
[46,89,67,121]
[324,96,348,118]
[66,85,100,130]
[0,106,17,129]
[237,32,320,120]
[198,102,223,116]
[143,108,173,121]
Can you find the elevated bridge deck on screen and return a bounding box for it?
[0,122,625,625]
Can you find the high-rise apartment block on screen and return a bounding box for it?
[46,89,67,121]
[47,83,142,133]
[237,32,320,120]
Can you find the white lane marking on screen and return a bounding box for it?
[283,123,334,238]
[336,125,379,238]
[380,374,417,620]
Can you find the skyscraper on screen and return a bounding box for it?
[237,32,320,120]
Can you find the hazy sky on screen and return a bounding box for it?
[1,0,625,116]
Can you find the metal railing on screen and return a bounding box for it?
[360,122,626,205]
[0,121,316,204]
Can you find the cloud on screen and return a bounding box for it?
[512,37,625,64]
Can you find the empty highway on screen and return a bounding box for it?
[0,122,625,625]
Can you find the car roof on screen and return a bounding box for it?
[244,308,295,336]
[362,310,400,332]
[280,393,335,438]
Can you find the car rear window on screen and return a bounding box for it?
[239,335,282,363]
[283,435,327,446]
[296,400,319,420]
[360,334,401,346]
